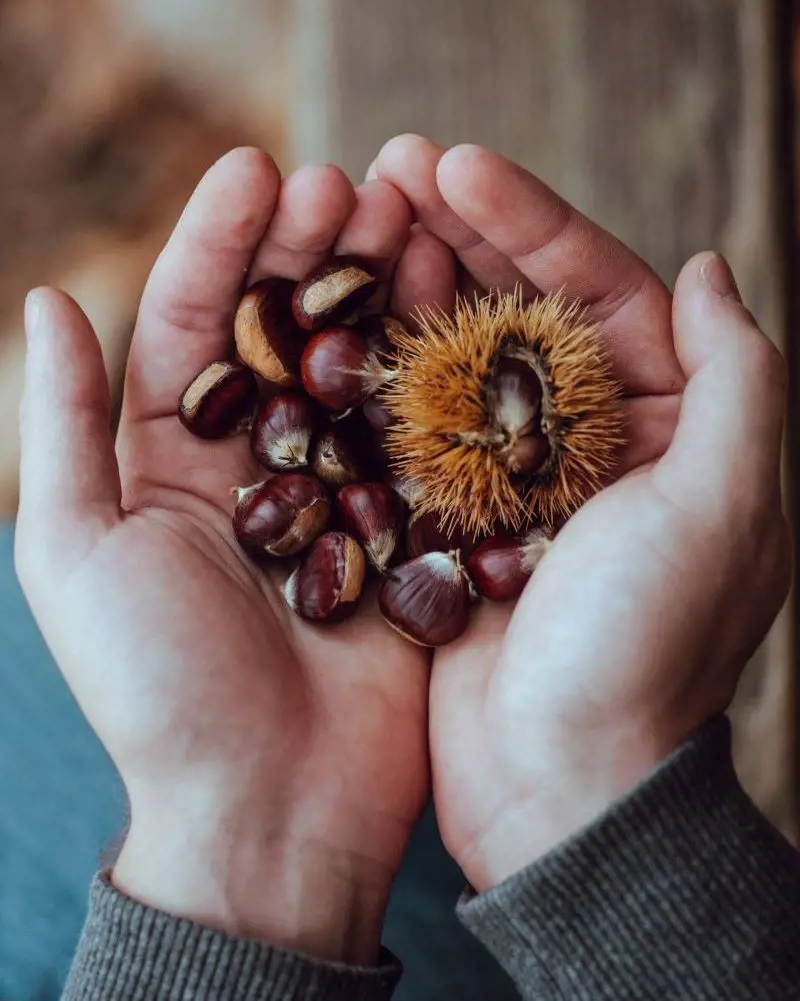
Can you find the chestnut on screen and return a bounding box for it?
[405,510,479,560]
[467,535,531,602]
[378,552,472,647]
[336,482,406,572]
[486,356,543,438]
[362,395,394,436]
[292,256,378,331]
[356,314,408,349]
[388,474,424,511]
[300,325,370,412]
[486,356,550,477]
[232,473,330,560]
[178,361,258,439]
[235,278,308,386]
[311,424,372,488]
[251,392,319,471]
[503,431,550,477]
[284,532,366,622]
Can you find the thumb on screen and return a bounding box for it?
[16,288,122,578]
[656,252,786,519]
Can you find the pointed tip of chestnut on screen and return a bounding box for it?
[311,423,372,488]
[251,392,319,471]
[466,535,533,602]
[521,528,553,572]
[284,531,366,622]
[179,361,259,439]
[336,482,406,572]
[378,551,472,647]
[292,257,379,331]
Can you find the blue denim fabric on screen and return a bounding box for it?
[0,522,516,1000]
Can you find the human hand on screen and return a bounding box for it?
[372,136,791,891]
[15,149,435,964]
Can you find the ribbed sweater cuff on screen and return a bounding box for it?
[62,872,401,1001]
[458,715,800,1001]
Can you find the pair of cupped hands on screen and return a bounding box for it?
[16,135,790,965]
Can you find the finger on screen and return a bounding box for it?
[390,225,457,328]
[616,394,681,477]
[374,134,538,297]
[334,180,413,279]
[18,289,122,568]
[365,159,379,181]
[656,252,787,516]
[123,148,281,423]
[248,164,355,282]
[435,144,683,396]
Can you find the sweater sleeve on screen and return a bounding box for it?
[457,715,800,1001]
[61,873,402,1001]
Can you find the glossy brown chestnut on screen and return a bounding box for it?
[378,552,472,647]
[284,532,366,622]
[233,473,330,560]
[336,482,406,571]
[355,314,408,348]
[311,425,371,488]
[486,356,543,438]
[235,278,308,386]
[354,316,393,357]
[300,325,371,411]
[178,361,258,439]
[405,511,479,560]
[467,535,531,602]
[250,392,318,471]
[292,256,378,331]
[362,395,394,435]
[503,430,550,477]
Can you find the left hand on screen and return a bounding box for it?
[371,135,790,891]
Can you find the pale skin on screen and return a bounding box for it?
[16,136,790,966]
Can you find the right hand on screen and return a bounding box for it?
[372,136,791,891]
[15,148,433,964]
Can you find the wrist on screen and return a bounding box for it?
[460,718,677,892]
[114,788,393,965]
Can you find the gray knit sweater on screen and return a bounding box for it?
[62,717,800,1000]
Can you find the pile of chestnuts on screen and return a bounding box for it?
[178,256,547,647]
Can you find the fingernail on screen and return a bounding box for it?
[24,289,42,340]
[700,253,741,302]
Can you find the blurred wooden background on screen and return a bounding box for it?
[0,0,795,836]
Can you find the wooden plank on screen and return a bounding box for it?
[317,0,797,836]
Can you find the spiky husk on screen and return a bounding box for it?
[382,290,624,536]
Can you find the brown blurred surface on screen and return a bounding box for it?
[0,0,795,836]
[0,0,275,515]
